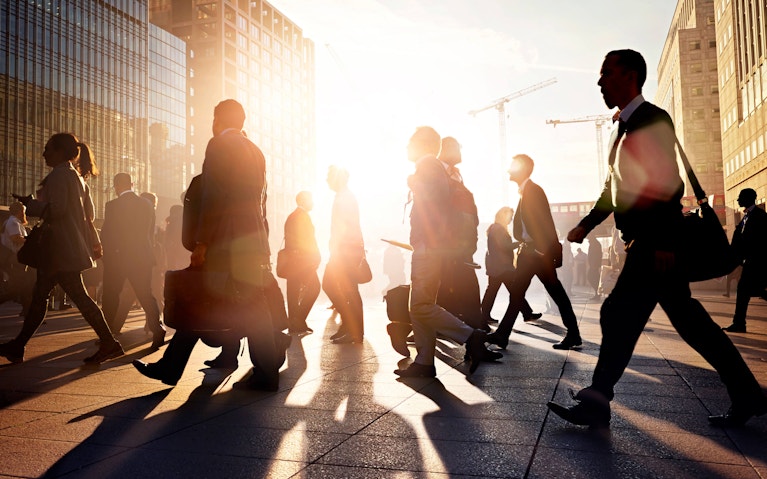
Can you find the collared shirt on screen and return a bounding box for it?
[218,127,241,137]
[742,204,757,229]
[618,94,645,122]
[119,189,135,197]
[517,177,532,242]
[517,177,531,196]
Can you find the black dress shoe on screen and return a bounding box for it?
[553,335,582,350]
[709,403,767,427]
[485,332,508,350]
[332,334,362,344]
[523,312,543,322]
[84,341,124,364]
[276,332,292,368]
[329,327,347,341]
[150,329,167,350]
[0,341,25,364]
[547,388,611,428]
[394,362,436,378]
[288,327,313,336]
[465,330,502,373]
[722,323,747,333]
[203,356,239,369]
[132,360,178,386]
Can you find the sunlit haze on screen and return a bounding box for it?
[268,1,677,243]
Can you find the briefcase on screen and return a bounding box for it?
[164,267,243,332]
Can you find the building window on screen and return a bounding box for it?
[690,63,702,73]
[692,109,705,119]
[710,85,719,94]
[708,40,716,48]
[691,86,703,96]
[689,40,701,50]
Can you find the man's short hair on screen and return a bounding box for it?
[511,154,535,177]
[9,201,25,216]
[738,188,757,204]
[328,165,349,188]
[113,172,132,189]
[296,190,312,207]
[409,126,441,156]
[607,49,647,91]
[214,99,246,129]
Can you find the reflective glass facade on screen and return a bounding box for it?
[148,23,187,218]
[0,0,186,221]
[149,0,316,238]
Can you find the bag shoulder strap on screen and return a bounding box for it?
[674,136,707,205]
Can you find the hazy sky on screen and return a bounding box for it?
[268,1,679,231]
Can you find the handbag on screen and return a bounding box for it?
[355,255,373,284]
[675,138,738,282]
[275,247,295,279]
[163,267,244,332]
[17,207,52,269]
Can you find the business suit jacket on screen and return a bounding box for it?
[409,155,450,250]
[196,129,270,279]
[732,206,767,272]
[485,223,516,278]
[577,102,684,250]
[100,191,156,271]
[26,161,95,273]
[513,179,562,265]
[284,207,320,273]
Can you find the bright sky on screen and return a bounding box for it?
[268,0,678,243]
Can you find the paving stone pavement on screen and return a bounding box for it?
[0,283,765,478]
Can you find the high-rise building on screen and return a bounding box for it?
[148,23,187,219]
[714,0,767,224]
[657,0,727,223]
[149,0,316,238]
[0,0,187,222]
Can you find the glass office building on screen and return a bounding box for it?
[0,0,187,221]
[148,23,187,219]
[149,0,316,238]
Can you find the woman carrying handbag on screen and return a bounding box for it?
[0,133,123,365]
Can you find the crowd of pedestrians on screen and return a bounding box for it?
[0,48,765,429]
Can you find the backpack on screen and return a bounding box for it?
[182,174,202,252]
[446,175,479,258]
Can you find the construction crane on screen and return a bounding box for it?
[546,114,614,188]
[469,78,557,199]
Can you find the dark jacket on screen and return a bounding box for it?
[26,161,95,273]
[732,206,767,269]
[485,222,516,277]
[196,129,270,274]
[409,155,449,249]
[577,102,684,250]
[100,191,156,270]
[513,179,562,264]
[284,207,320,271]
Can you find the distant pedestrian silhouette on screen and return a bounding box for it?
[486,154,581,351]
[322,166,366,344]
[722,188,767,333]
[480,206,541,326]
[284,191,321,336]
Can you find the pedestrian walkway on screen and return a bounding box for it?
[0,287,765,478]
